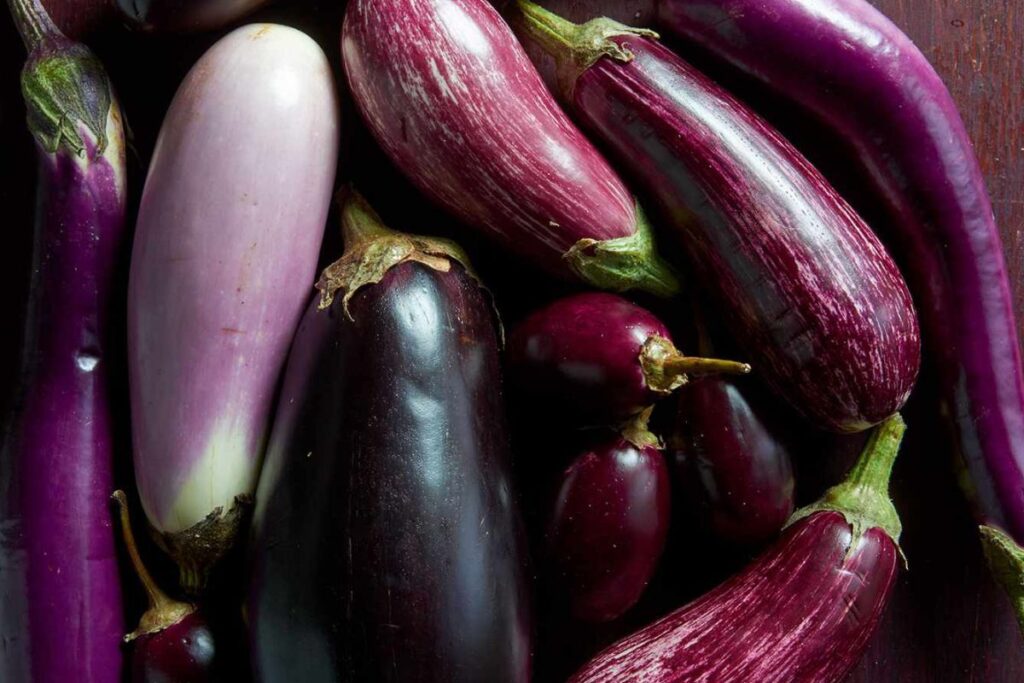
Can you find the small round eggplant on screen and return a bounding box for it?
[546,412,671,622]
[507,292,749,423]
[112,491,216,683]
[671,378,795,547]
[115,0,270,32]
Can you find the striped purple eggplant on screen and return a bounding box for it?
[507,292,749,424]
[654,0,1024,626]
[341,0,678,296]
[115,0,270,32]
[0,0,126,679]
[246,193,532,682]
[127,23,339,592]
[509,2,920,434]
[570,415,906,683]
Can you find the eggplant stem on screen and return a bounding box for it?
[639,334,749,394]
[979,525,1024,635]
[111,491,178,613]
[340,190,397,247]
[619,406,663,450]
[7,0,62,50]
[662,356,752,378]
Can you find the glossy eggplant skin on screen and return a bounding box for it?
[132,613,216,683]
[115,0,269,32]
[547,432,670,623]
[247,265,532,682]
[507,292,669,422]
[671,379,794,547]
[657,0,1024,549]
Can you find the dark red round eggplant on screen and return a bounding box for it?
[546,413,670,623]
[112,491,217,683]
[654,0,1024,617]
[246,193,532,683]
[570,415,907,683]
[1,1,126,679]
[671,377,795,547]
[509,3,921,434]
[506,292,749,424]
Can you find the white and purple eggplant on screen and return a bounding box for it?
[127,23,339,592]
[0,0,126,679]
[341,0,678,296]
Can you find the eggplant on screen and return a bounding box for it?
[570,415,907,683]
[115,0,269,32]
[509,3,920,434]
[670,377,794,547]
[546,411,670,623]
[112,491,217,683]
[506,292,749,424]
[654,0,1024,621]
[341,0,678,296]
[127,23,339,592]
[246,193,532,682]
[0,1,126,679]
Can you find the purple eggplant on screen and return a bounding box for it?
[506,292,749,424]
[671,377,794,547]
[546,412,670,623]
[341,0,678,296]
[112,491,217,683]
[509,3,920,434]
[654,0,1024,619]
[127,23,339,592]
[0,1,126,679]
[246,193,532,682]
[114,0,269,32]
[570,415,907,683]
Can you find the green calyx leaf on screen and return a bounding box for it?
[564,202,680,298]
[21,41,112,156]
[979,525,1024,636]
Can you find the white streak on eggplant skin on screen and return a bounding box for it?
[342,0,636,276]
[128,24,340,535]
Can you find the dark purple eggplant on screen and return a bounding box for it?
[654,0,1024,620]
[506,292,749,424]
[508,2,920,434]
[112,491,217,683]
[546,411,670,623]
[0,1,126,679]
[114,0,269,32]
[570,415,907,683]
[671,377,794,547]
[246,193,532,683]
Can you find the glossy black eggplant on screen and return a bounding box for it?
[246,193,532,683]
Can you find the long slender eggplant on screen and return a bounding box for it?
[127,23,339,592]
[671,378,794,547]
[654,0,1024,621]
[115,0,270,32]
[509,3,920,433]
[0,0,126,679]
[571,415,907,683]
[246,193,532,682]
[112,491,217,683]
[506,292,748,424]
[341,0,678,296]
[546,411,670,623]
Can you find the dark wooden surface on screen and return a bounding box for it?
[0,1,1022,682]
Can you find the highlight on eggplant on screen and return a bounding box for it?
[506,292,749,424]
[127,23,340,593]
[508,1,921,434]
[570,414,908,683]
[342,0,679,296]
[1,0,127,680]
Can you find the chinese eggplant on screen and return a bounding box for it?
[509,3,920,433]
[246,194,532,682]
[127,23,339,592]
[341,0,678,296]
[570,415,907,683]
[506,292,748,424]
[0,0,126,679]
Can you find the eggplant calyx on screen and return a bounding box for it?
[565,202,680,298]
[510,0,658,101]
[639,335,751,394]
[979,525,1024,634]
[112,491,198,642]
[317,191,477,319]
[619,407,663,450]
[787,414,907,565]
